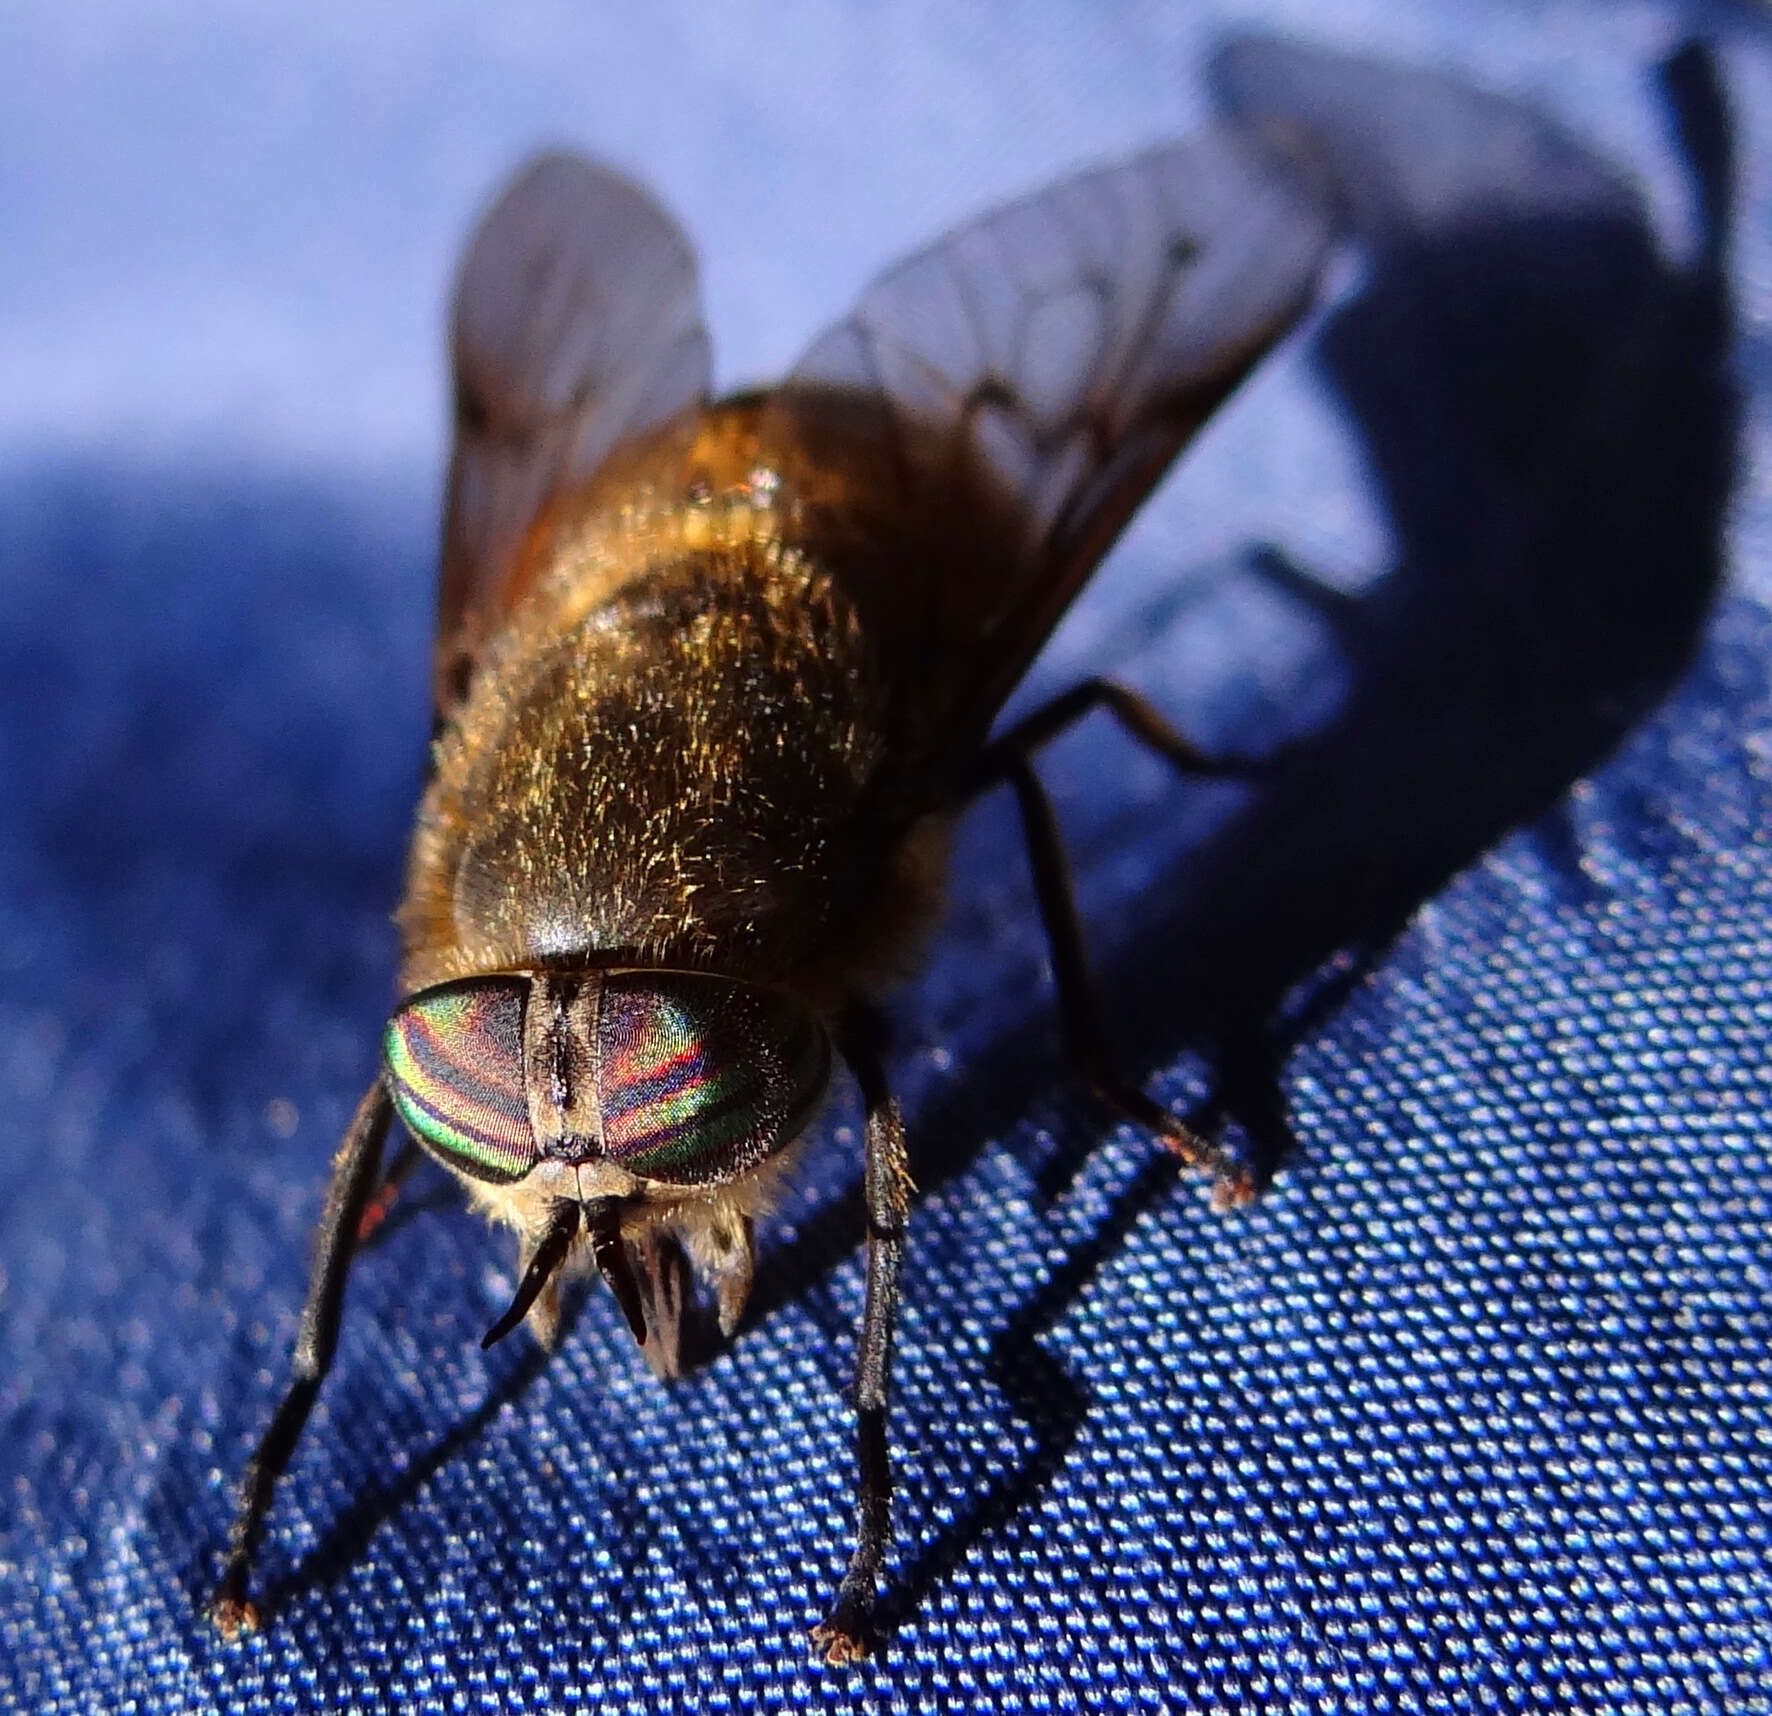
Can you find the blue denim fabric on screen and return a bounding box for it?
[3,13,1770,1715]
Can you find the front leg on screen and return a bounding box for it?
[211,1079,393,1635]
[811,1019,913,1666]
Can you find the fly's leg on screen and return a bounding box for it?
[811,1022,913,1667]
[355,1132,424,1246]
[968,680,1257,1210]
[966,675,1266,791]
[211,1080,393,1636]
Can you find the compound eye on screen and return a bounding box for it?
[597,972,831,1186]
[383,977,538,1184]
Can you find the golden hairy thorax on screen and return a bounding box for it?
[397,400,949,1003]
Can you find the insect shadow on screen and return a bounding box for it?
[752,39,1740,1637]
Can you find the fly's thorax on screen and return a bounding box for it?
[397,529,900,996]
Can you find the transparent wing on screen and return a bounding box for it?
[437,152,711,713]
[763,124,1338,759]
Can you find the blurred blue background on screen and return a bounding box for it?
[3,4,1770,1712]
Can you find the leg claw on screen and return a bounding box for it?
[210,1594,262,1640]
[810,1619,871,1667]
[1210,1168,1258,1213]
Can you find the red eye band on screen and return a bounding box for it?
[384,970,830,1189]
[383,977,535,1183]
[597,972,830,1184]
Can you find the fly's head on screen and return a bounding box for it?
[381,966,832,1374]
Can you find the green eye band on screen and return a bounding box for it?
[596,972,830,1186]
[384,968,831,1190]
[383,976,536,1184]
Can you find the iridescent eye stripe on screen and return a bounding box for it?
[383,978,537,1184]
[598,985,755,1175]
[598,975,831,1184]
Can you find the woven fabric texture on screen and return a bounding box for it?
[2,7,1770,1712]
